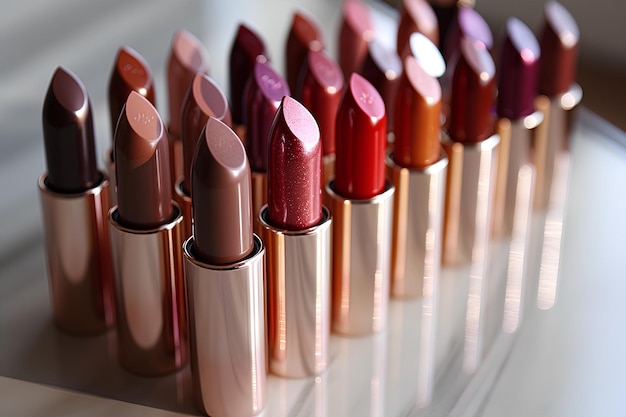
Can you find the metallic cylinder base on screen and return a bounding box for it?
[109,206,187,376]
[387,154,448,298]
[260,206,332,378]
[38,173,114,335]
[252,170,267,237]
[174,178,192,243]
[184,235,267,417]
[104,148,117,207]
[442,133,500,266]
[326,181,395,336]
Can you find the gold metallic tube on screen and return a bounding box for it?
[259,206,332,378]
[174,178,192,242]
[104,148,116,207]
[108,205,186,376]
[184,235,267,417]
[326,181,395,336]
[38,173,114,335]
[442,134,500,266]
[251,171,267,236]
[387,154,448,298]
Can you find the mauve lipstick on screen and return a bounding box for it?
[396,0,439,57]
[387,56,448,298]
[326,73,394,335]
[260,96,331,377]
[166,30,210,190]
[184,117,266,417]
[338,0,374,80]
[175,73,232,240]
[39,66,114,335]
[286,10,324,95]
[109,91,186,375]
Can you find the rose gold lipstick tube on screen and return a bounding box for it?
[39,173,114,335]
[183,235,266,417]
[174,178,192,241]
[387,155,448,298]
[259,206,332,378]
[326,181,394,335]
[108,205,186,375]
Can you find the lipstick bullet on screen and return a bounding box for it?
[442,38,499,267]
[109,91,186,375]
[442,5,493,64]
[39,66,114,335]
[396,0,439,57]
[184,118,266,417]
[245,60,290,234]
[229,23,268,142]
[299,49,344,188]
[326,73,395,335]
[166,30,210,190]
[405,32,446,78]
[176,73,232,240]
[338,0,374,80]
[387,56,447,298]
[106,46,155,206]
[259,96,332,378]
[286,10,324,95]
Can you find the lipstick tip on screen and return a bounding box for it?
[193,73,232,127]
[291,11,325,52]
[397,0,439,55]
[50,66,88,114]
[172,29,211,73]
[126,91,163,141]
[407,32,446,78]
[349,72,385,120]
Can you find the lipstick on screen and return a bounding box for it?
[535,1,582,209]
[396,0,439,57]
[245,60,290,234]
[326,73,394,335]
[405,32,446,78]
[184,117,266,416]
[109,91,186,375]
[286,10,324,95]
[442,5,493,64]
[442,38,499,266]
[166,30,210,190]
[106,46,155,205]
[338,0,374,80]
[387,56,447,298]
[39,66,114,335]
[176,73,232,240]
[259,96,331,378]
[229,23,268,141]
[299,49,344,188]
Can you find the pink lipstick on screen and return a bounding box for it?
[39,66,114,335]
[260,96,331,377]
[326,73,394,335]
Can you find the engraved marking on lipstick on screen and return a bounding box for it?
[359,92,374,105]
[133,112,155,125]
[261,74,283,90]
[123,63,145,76]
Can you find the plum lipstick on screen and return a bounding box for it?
[109,91,186,375]
[184,118,266,417]
[39,66,114,335]
[326,73,394,335]
[260,96,332,377]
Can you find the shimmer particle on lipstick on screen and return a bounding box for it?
[286,11,324,94]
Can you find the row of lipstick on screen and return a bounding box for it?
[38,1,580,416]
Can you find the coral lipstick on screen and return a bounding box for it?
[286,11,324,95]
[388,56,448,297]
[327,73,394,335]
[39,66,114,335]
[109,91,186,375]
[260,96,331,377]
[184,118,266,416]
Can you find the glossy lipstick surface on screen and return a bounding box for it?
[443,5,493,63]
[334,73,387,199]
[185,118,266,415]
[397,0,439,56]
[286,11,324,94]
[338,0,374,80]
[40,66,114,335]
[229,24,268,126]
[407,32,446,78]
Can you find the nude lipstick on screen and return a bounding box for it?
[184,117,266,417]
[259,96,332,378]
[338,0,374,80]
[246,60,290,233]
[442,38,499,266]
[39,66,114,335]
[106,46,155,205]
[326,73,394,335]
[176,73,232,240]
[286,10,324,95]
[396,0,439,57]
[299,49,344,188]
[109,91,186,375]
[166,30,210,189]
[387,56,447,298]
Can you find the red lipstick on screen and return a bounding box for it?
[338,0,374,80]
[184,117,266,416]
[176,73,232,239]
[39,66,114,335]
[286,10,324,95]
[396,0,439,57]
[327,73,394,335]
[260,96,331,377]
[166,30,210,189]
[109,91,186,375]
